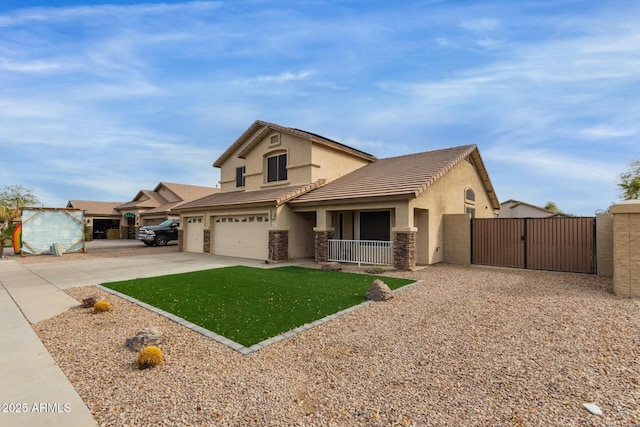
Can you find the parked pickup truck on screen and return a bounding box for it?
[137,219,180,246]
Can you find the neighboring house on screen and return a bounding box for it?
[499,199,557,218]
[69,182,219,239]
[66,200,124,239]
[176,120,500,270]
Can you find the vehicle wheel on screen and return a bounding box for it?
[154,235,168,246]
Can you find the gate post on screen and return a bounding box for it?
[610,201,640,297]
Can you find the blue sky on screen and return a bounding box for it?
[0,0,638,215]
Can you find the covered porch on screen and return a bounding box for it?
[296,203,428,270]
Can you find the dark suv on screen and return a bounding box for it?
[137,219,180,246]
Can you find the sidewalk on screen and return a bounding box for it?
[0,251,306,426]
[0,260,97,427]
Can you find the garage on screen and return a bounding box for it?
[212,214,269,259]
[184,216,204,253]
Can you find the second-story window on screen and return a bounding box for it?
[267,153,287,182]
[236,166,245,187]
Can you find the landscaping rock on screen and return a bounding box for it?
[81,294,97,308]
[125,327,162,352]
[365,279,394,301]
[321,262,342,271]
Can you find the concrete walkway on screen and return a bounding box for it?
[0,250,305,427]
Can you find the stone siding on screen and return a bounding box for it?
[177,229,184,252]
[269,230,289,261]
[394,231,417,270]
[314,230,334,263]
[203,229,211,253]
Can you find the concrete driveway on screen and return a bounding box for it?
[0,247,307,427]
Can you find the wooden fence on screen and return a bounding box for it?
[471,217,596,274]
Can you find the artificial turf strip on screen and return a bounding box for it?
[101,266,414,347]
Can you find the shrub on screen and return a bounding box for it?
[137,345,163,369]
[93,300,111,313]
[365,266,384,274]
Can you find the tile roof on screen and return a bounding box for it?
[116,183,219,213]
[66,200,123,216]
[117,190,166,210]
[155,182,219,202]
[214,120,376,167]
[290,144,499,208]
[176,180,325,211]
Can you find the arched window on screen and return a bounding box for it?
[465,188,475,203]
[465,188,476,218]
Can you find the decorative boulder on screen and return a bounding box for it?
[125,327,162,352]
[365,279,394,301]
[81,294,97,308]
[321,262,342,271]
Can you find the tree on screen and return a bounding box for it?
[0,184,39,210]
[618,160,640,200]
[0,185,40,257]
[544,201,559,213]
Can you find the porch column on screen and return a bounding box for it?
[313,208,334,263]
[314,229,334,263]
[393,227,417,271]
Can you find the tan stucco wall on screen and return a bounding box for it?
[410,159,495,264]
[443,214,471,265]
[499,202,550,218]
[596,213,613,277]
[610,201,640,297]
[157,185,180,202]
[310,143,370,184]
[217,131,371,193]
[276,204,315,259]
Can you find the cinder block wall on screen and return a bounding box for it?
[610,202,640,298]
[596,213,613,277]
[443,214,470,265]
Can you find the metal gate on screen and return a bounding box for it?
[471,217,596,273]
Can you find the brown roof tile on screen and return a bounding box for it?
[66,200,123,216]
[176,180,325,211]
[156,182,219,203]
[290,144,498,207]
[117,190,166,210]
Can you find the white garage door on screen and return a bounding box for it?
[185,217,204,253]
[213,214,269,260]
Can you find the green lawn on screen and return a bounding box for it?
[101,266,413,347]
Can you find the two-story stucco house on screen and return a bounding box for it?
[175,120,500,270]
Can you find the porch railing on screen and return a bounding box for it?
[328,239,393,265]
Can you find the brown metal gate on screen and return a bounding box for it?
[471,217,596,273]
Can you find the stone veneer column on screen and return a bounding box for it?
[314,230,334,263]
[203,229,211,253]
[393,230,417,271]
[610,201,640,298]
[268,230,289,261]
[177,229,184,252]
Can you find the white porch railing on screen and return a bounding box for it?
[328,239,393,265]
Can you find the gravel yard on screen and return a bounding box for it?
[33,254,639,426]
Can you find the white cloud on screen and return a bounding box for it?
[582,125,637,139]
[459,18,500,33]
[239,70,316,85]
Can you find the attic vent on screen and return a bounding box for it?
[270,134,280,146]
